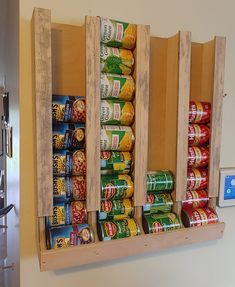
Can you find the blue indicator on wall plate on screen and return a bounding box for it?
[224,175,235,200]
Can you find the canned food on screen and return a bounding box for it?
[53,124,85,150]
[101,125,134,151]
[187,168,208,190]
[53,176,86,201]
[182,190,208,209]
[46,223,94,249]
[101,73,135,101]
[188,124,210,146]
[100,44,134,75]
[142,213,182,234]
[97,218,140,241]
[181,207,218,227]
[101,100,134,125]
[101,174,134,200]
[101,151,132,175]
[52,95,86,123]
[53,150,86,176]
[100,17,137,50]
[147,170,174,192]
[143,193,173,214]
[189,101,211,124]
[98,198,133,220]
[188,146,209,168]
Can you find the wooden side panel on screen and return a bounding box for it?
[134,25,150,206]
[85,16,100,211]
[33,8,53,216]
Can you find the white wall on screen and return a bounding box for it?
[20,1,235,287]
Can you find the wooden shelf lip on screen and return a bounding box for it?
[40,222,225,271]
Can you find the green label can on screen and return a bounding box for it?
[99,198,133,220]
[147,170,174,191]
[143,193,173,214]
[101,151,132,175]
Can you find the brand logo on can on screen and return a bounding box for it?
[101,151,111,160]
[152,221,162,233]
[104,222,117,237]
[101,200,112,212]
[105,183,116,199]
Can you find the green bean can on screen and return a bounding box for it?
[143,193,173,214]
[98,199,133,220]
[147,170,174,191]
[101,151,132,175]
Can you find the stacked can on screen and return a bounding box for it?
[97,18,140,241]
[46,95,95,250]
[181,101,219,227]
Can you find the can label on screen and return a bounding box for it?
[143,193,173,214]
[189,101,211,124]
[101,151,132,175]
[182,207,218,227]
[147,170,174,191]
[187,168,208,190]
[188,146,209,168]
[188,124,210,146]
[99,198,133,220]
[182,190,208,209]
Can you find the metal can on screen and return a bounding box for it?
[97,218,140,241]
[100,44,134,75]
[142,213,182,234]
[98,198,133,220]
[100,17,137,50]
[187,168,208,190]
[101,151,132,175]
[101,174,134,200]
[46,223,94,249]
[188,124,210,146]
[181,207,218,227]
[100,73,135,101]
[182,190,208,209]
[100,100,134,126]
[143,193,173,214]
[101,125,134,151]
[188,146,209,168]
[147,170,174,192]
[189,101,211,124]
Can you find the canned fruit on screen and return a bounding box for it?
[143,193,173,214]
[188,124,210,146]
[100,18,136,50]
[187,168,208,190]
[182,190,208,209]
[189,101,211,124]
[101,100,134,125]
[98,199,133,220]
[101,151,132,175]
[101,125,134,151]
[181,207,218,227]
[100,73,135,101]
[147,170,174,191]
[188,146,209,168]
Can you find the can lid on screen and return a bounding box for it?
[181,209,191,227]
[97,220,105,241]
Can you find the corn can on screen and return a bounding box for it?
[188,146,209,168]
[187,168,208,190]
[188,124,210,146]
[101,174,134,200]
[101,100,134,126]
[100,73,135,101]
[101,125,134,151]
[147,170,174,192]
[143,193,173,214]
[142,213,182,234]
[101,151,132,175]
[181,207,218,227]
[97,218,140,241]
[100,17,137,50]
[182,190,208,209]
[189,101,211,124]
[100,44,134,75]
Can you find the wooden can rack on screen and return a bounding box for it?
[33,8,226,272]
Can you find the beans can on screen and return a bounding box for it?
[101,125,134,152]
[100,44,134,75]
[100,100,134,126]
[101,174,134,200]
[143,193,173,214]
[181,207,218,227]
[100,17,137,50]
[147,170,174,192]
[182,190,208,209]
[187,168,208,190]
[142,213,182,234]
[101,151,132,175]
[100,73,135,101]
[188,146,209,168]
[46,223,94,249]
[97,218,140,241]
[188,124,210,146]
[189,101,211,124]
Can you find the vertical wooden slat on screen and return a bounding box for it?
[134,25,150,207]
[33,8,53,216]
[85,16,100,211]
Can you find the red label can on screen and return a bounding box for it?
[188,146,209,168]
[70,201,87,225]
[187,168,208,190]
[188,124,210,146]
[189,101,211,124]
[182,190,208,209]
[181,207,218,227]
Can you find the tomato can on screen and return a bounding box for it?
[101,174,134,200]
[189,101,211,124]
[100,100,134,126]
[97,218,140,241]
[187,168,208,190]
[143,193,173,214]
[100,73,135,101]
[142,213,182,234]
[182,190,208,209]
[181,207,218,227]
[188,124,210,146]
[101,151,132,175]
[147,170,174,192]
[188,146,209,168]
[46,223,94,249]
[100,17,137,50]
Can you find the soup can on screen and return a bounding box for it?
[188,124,210,146]
[187,168,208,190]
[147,170,174,192]
[181,207,218,227]
[101,151,132,175]
[143,193,173,214]
[188,146,209,168]
[182,190,208,209]
[189,101,211,124]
